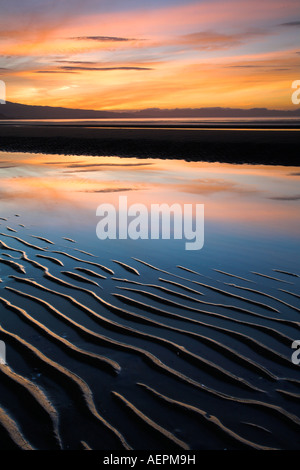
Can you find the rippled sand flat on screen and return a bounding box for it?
[0,218,300,450]
[0,153,299,450]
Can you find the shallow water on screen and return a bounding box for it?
[0,152,299,272]
[0,151,299,450]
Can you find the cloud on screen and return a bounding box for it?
[78,187,134,193]
[226,64,292,71]
[70,36,139,42]
[269,194,300,201]
[227,64,279,68]
[188,30,271,49]
[64,163,153,168]
[35,65,153,73]
[0,162,17,169]
[35,70,78,73]
[175,178,258,196]
[164,28,272,52]
[227,65,265,68]
[44,162,153,168]
[59,65,152,71]
[279,21,300,27]
[62,163,154,172]
[56,60,101,64]
[1,1,299,110]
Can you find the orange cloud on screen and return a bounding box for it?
[1,0,300,110]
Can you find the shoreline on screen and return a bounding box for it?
[0,125,299,165]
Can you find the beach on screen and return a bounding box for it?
[1,0,300,458]
[0,151,300,450]
[0,123,299,165]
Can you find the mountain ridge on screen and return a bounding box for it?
[1,101,300,119]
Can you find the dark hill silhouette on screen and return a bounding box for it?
[1,101,300,119]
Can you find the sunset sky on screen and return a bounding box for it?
[1,152,300,235]
[0,0,299,110]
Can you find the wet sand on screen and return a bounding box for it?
[0,125,299,165]
[1,217,300,450]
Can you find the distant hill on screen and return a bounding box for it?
[0,101,129,119]
[1,101,300,119]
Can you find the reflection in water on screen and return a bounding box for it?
[0,151,300,450]
[0,151,299,274]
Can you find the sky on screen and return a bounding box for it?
[0,0,299,110]
[1,152,300,236]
